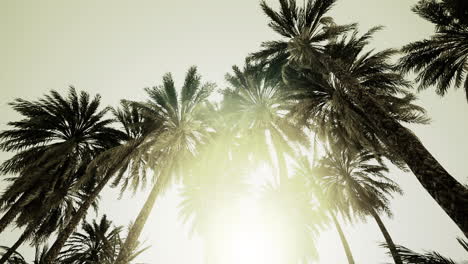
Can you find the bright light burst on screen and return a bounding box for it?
[202,165,289,264]
[214,198,285,264]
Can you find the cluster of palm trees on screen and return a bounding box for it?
[1,215,146,264]
[0,0,467,263]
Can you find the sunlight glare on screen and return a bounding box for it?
[220,198,284,264]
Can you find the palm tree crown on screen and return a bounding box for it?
[316,147,402,219]
[249,0,354,81]
[59,215,122,264]
[0,87,124,238]
[223,63,308,182]
[399,0,468,100]
[284,27,429,158]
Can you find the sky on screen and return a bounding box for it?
[1,0,468,263]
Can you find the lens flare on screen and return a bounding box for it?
[214,198,285,264]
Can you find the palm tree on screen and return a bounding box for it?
[294,155,356,264]
[58,215,121,264]
[0,181,100,264]
[223,63,308,183]
[399,0,468,101]
[114,66,214,264]
[0,88,124,263]
[248,0,354,82]
[110,101,154,197]
[382,237,468,264]
[317,146,403,264]
[42,101,156,263]
[58,214,147,264]
[257,175,324,263]
[250,0,468,237]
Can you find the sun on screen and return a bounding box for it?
[206,195,286,264]
[198,164,294,264]
[227,199,281,264]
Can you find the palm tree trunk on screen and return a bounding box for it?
[331,212,355,264]
[42,140,142,264]
[42,169,115,263]
[332,68,468,238]
[114,177,166,264]
[0,224,34,264]
[0,194,27,233]
[356,90,468,238]
[369,209,402,264]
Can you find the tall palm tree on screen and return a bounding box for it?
[317,146,403,264]
[0,88,124,263]
[250,0,468,237]
[294,155,355,264]
[399,0,468,101]
[223,63,308,183]
[114,66,214,264]
[42,101,156,263]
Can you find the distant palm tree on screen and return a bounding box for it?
[0,181,100,264]
[258,175,325,263]
[250,0,468,237]
[59,215,122,264]
[223,63,308,183]
[399,0,468,101]
[0,88,124,263]
[114,66,214,264]
[294,155,355,264]
[383,237,468,264]
[317,147,403,264]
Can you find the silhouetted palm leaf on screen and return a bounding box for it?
[399,0,468,100]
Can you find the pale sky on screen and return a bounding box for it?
[1,0,467,263]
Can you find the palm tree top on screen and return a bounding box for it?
[0,87,124,154]
[0,87,124,235]
[141,67,215,125]
[412,0,468,30]
[317,147,403,219]
[249,0,355,79]
[399,0,468,101]
[59,214,123,264]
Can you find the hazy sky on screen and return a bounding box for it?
[1,0,468,263]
